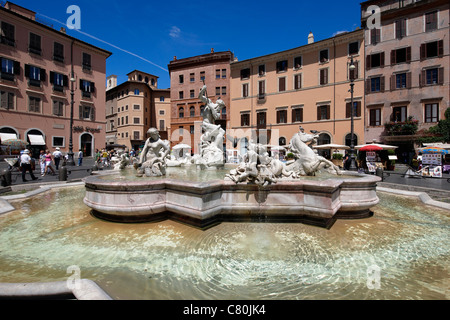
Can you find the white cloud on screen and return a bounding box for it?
[169,26,181,38]
[332,30,348,37]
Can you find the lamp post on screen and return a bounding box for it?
[348,57,358,171]
[66,72,76,166]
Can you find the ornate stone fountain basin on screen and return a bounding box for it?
[83,172,381,229]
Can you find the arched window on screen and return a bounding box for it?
[345,133,358,147]
[134,89,139,95]
[318,133,331,145]
[179,107,184,118]
[151,78,155,86]
[200,105,205,117]
[160,96,165,102]
[279,137,287,146]
[190,106,195,117]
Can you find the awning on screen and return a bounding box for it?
[28,134,46,146]
[0,133,17,143]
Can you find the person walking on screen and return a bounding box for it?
[39,150,46,176]
[53,147,63,170]
[78,149,83,166]
[20,149,38,182]
[44,150,56,176]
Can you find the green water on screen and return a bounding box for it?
[0,186,448,300]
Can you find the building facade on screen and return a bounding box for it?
[229,30,365,159]
[105,70,170,151]
[0,2,111,159]
[361,0,449,163]
[168,49,234,154]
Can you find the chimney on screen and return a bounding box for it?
[60,27,66,34]
[211,48,214,53]
[308,32,314,44]
[106,75,117,90]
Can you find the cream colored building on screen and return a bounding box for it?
[229,30,365,158]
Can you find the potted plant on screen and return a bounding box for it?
[286,152,295,160]
[332,153,343,167]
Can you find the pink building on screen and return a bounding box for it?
[0,2,111,160]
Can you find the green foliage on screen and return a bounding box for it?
[286,152,295,159]
[384,116,419,136]
[332,153,343,160]
[420,107,450,143]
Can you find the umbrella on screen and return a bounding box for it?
[172,144,191,150]
[359,145,383,152]
[1,139,29,148]
[314,144,350,150]
[356,143,398,151]
[421,147,449,155]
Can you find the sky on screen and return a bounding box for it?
[11,0,363,89]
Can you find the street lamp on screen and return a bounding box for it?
[66,73,76,166]
[348,57,358,171]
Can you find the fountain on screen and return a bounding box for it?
[83,87,380,230]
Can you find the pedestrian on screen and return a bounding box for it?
[39,150,46,176]
[78,149,83,166]
[101,149,109,167]
[20,149,38,182]
[53,147,63,170]
[44,149,56,176]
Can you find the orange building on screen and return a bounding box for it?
[105,71,170,151]
[168,49,234,154]
[229,30,365,158]
[0,2,111,159]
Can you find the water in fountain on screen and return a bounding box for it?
[0,186,448,300]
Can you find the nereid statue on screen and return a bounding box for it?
[135,128,170,177]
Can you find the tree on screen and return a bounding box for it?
[428,108,450,143]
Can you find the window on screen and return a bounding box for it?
[258,80,265,98]
[276,60,288,73]
[133,131,140,140]
[190,125,195,134]
[420,40,444,60]
[1,21,15,46]
[50,71,67,91]
[320,69,328,85]
[0,91,14,110]
[222,86,227,96]
[53,100,64,116]
[319,50,329,63]
[426,68,439,85]
[125,116,128,124]
[82,53,91,71]
[222,69,226,79]
[425,11,437,32]
[25,65,45,87]
[216,69,221,79]
[258,65,265,76]
[134,104,140,110]
[160,96,165,102]
[317,105,330,120]
[200,71,205,81]
[279,137,287,146]
[29,33,41,55]
[0,57,19,80]
[367,52,385,69]
[240,68,250,80]
[133,117,140,124]
[425,103,439,123]
[279,77,286,92]
[134,89,140,95]
[221,107,226,120]
[241,113,250,127]
[190,90,195,98]
[369,108,381,126]
[159,120,165,131]
[216,87,221,96]
[179,107,184,118]
[395,73,407,89]
[294,74,302,90]
[257,112,266,129]
[369,76,384,92]
[80,80,95,97]
[348,42,359,55]
[346,101,361,118]
[138,75,143,81]
[159,110,165,115]
[190,73,195,82]
[29,96,41,113]
[294,56,302,69]
[276,109,287,124]
[242,83,249,98]
[52,137,65,147]
[395,19,407,39]
[179,91,184,99]
[53,42,64,62]
[179,74,184,84]
[391,47,411,65]
[292,107,303,123]
[392,106,407,122]
[190,106,195,117]
[371,28,381,45]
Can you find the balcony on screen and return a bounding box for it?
[0,36,15,47]
[53,55,64,63]
[0,72,15,81]
[384,116,419,136]
[28,46,42,56]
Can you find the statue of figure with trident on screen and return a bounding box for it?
[197,84,226,168]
